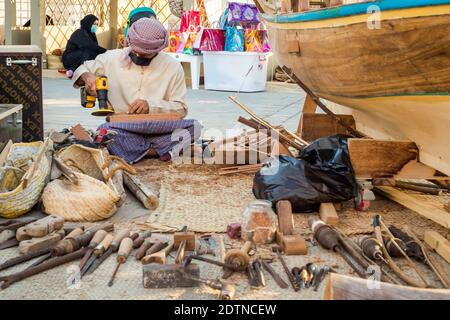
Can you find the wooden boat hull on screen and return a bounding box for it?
[261,1,450,175]
[324,273,450,300]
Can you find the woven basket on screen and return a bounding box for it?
[42,145,135,222]
[168,0,184,18]
[0,140,52,218]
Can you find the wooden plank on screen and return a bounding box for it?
[348,139,418,179]
[123,172,159,210]
[319,202,339,225]
[424,230,450,263]
[276,200,294,235]
[375,186,450,229]
[324,273,450,300]
[302,95,317,114]
[297,113,356,142]
[107,112,182,123]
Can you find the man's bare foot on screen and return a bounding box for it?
[147,148,158,158]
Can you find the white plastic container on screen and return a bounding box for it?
[202,51,270,92]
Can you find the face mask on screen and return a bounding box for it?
[129,51,152,66]
[91,25,98,33]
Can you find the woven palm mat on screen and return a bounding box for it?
[293,195,449,239]
[133,160,256,232]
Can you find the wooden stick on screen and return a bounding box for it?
[22,133,53,188]
[123,172,159,210]
[280,66,367,138]
[404,227,450,288]
[230,96,308,150]
[395,181,443,195]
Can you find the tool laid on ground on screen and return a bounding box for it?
[80,233,114,277]
[85,230,134,275]
[16,215,64,240]
[182,255,241,271]
[252,259,265,287]
[108,237,133,287]
[0,238,19,250]
[261,260,288,289]
[80,75,114,116]
[24,228,85,270]
[389,225,424,261]
[133,231,152,248]
[174,226,196,264]
[373,216,428,288]
[309,218,367,279]
[272,245,299,291]
[143,263,200,288]
[224,232,254,272]
[313,266,331,292]
[0,248,88,289]
[78,229,107,270]
[135,237,154,261]
[182,273,236,300]
[18,229,65,254]
[142,240,174,264]
[247,264,260,287]
[51,223,114,256]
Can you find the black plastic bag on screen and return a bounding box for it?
[253,135,357,213]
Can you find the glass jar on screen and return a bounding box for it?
[242,200,277,244]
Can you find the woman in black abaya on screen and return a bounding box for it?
[62,14,106,76]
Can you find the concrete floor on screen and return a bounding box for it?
[43,78,305,134]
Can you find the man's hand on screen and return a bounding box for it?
[80,72,97,96]
[128,99,149,114]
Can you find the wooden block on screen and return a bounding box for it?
[319,203,339,225]
[297,113,356,142]
[424,230,450,264]
[18,215,64,238]
[276,232,307,255]
[173,232,196,251]
[143,264,200,288]
[18,230,65,255]
[107,112,182,123]
[348,139,418,179]
[276,200,294,235]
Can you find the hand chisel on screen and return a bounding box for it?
[80,233,114,277]
[78,229,107,270]
[108,237,133,287]
[84,230,134,275]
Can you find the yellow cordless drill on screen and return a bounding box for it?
[80,76,115,116]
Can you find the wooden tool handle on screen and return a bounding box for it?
[146,241,168,256]
[135,239,152,260]
[91,230,107,246]
[117,238,133,263]
[95,234,114,254]
[241,240,253,254]
[64,228,84,239]
[133,231,152,248]
[113,229,130,245]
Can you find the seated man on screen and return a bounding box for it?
[73,18,201,163]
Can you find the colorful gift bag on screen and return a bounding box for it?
[225,27,244,52]
[165,31,181,53]
[200,28,225,51]
[260,30,271,52]
[180,10,201,33]
[227,2,260,25]
[244,29,263,52]
[196,0,210,27]
[176,32,189,53]
[184,32,198,55]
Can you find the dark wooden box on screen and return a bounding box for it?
[0,45,43,142]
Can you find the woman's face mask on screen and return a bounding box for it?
[91,25,98,33]
[129,51,153,66]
